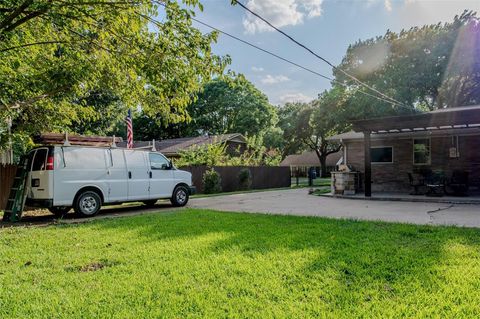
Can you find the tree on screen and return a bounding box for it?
[0,0,228,150]
[70,89,125,136]
[276,102,309,157]
[117,111,190,141]
[294,88,349,177]
[334,11,480,112]
[184,74,277,136]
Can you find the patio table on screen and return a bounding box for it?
[426,183,444,197]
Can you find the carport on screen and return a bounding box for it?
[351,105,480,197]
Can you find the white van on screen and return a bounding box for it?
[24,145,195,217]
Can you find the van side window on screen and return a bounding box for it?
[32,149,48,171]
[149,153,169,170]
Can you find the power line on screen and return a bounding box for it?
[189,18,404,106]
[153,2,405,106]
[233,0,408,108]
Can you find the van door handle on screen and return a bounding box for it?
[128,171,132,179]
[149,171,152,178]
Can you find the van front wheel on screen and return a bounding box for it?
[170,186,189,207]
[74,191,101,217]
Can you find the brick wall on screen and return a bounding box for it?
[345,134,480,193]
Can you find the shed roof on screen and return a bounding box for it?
[328,126,480,142]
[352,105,480,133]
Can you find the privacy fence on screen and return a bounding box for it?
[0,165,17,210]
[180,165,291,194]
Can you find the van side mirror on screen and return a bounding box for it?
[162,161,173,170]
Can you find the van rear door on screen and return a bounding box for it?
[28,147,54,200]
[125,150,149,200]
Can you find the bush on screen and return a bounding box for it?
[238,168,252,190]
[203,169,222,194]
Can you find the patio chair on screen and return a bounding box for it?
[425,171,446,197]
[408,173,425,195]
[446,170,469,196]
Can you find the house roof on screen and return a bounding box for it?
[352,104,480,133]
[118,133,246,156]
[280,151,342,167]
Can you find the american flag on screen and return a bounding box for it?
[125,109,133,149]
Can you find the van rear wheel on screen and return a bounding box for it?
[74,191,101,217]
[170,185,189,207]
[48,206,71,218]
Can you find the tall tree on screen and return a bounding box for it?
[334,10,480,112]
[0,0,228,149]
[184,74,277,136]
[294,88,349,177]
[276,102,308,157]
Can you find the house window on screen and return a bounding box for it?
[370,146,393,163]
[413,138,431,165]
[449,136,460,158]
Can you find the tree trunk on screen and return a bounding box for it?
[313,149,328,178]
[319,155,328,178]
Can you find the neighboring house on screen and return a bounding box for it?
[329,105,480,195]
[280,151,342,177]
[118,133,247,159]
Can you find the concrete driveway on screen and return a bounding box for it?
[190,188,480,228]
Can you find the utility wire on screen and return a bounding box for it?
[233,0,407,108]
[189,17,404,106]
[154,2,405,106]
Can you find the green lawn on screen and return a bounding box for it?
[291,177,331,188]
[1,210,480,318]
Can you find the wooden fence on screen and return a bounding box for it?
[180,165,291,193]
[0,165,17,210]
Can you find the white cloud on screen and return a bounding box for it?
[278,92,312,104]
[384,0,392,12]
[242,0,323,34]
[261,74,290,84]
[251,66,264,72]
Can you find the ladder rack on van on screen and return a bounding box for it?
[35,133,122,147]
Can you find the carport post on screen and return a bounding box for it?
[364,131,372,197]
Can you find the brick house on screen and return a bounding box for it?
[329,106,480,196]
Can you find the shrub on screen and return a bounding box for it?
[203,169,222,194]
[238,168,252,190]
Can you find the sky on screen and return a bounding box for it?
[186,0,480,105]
